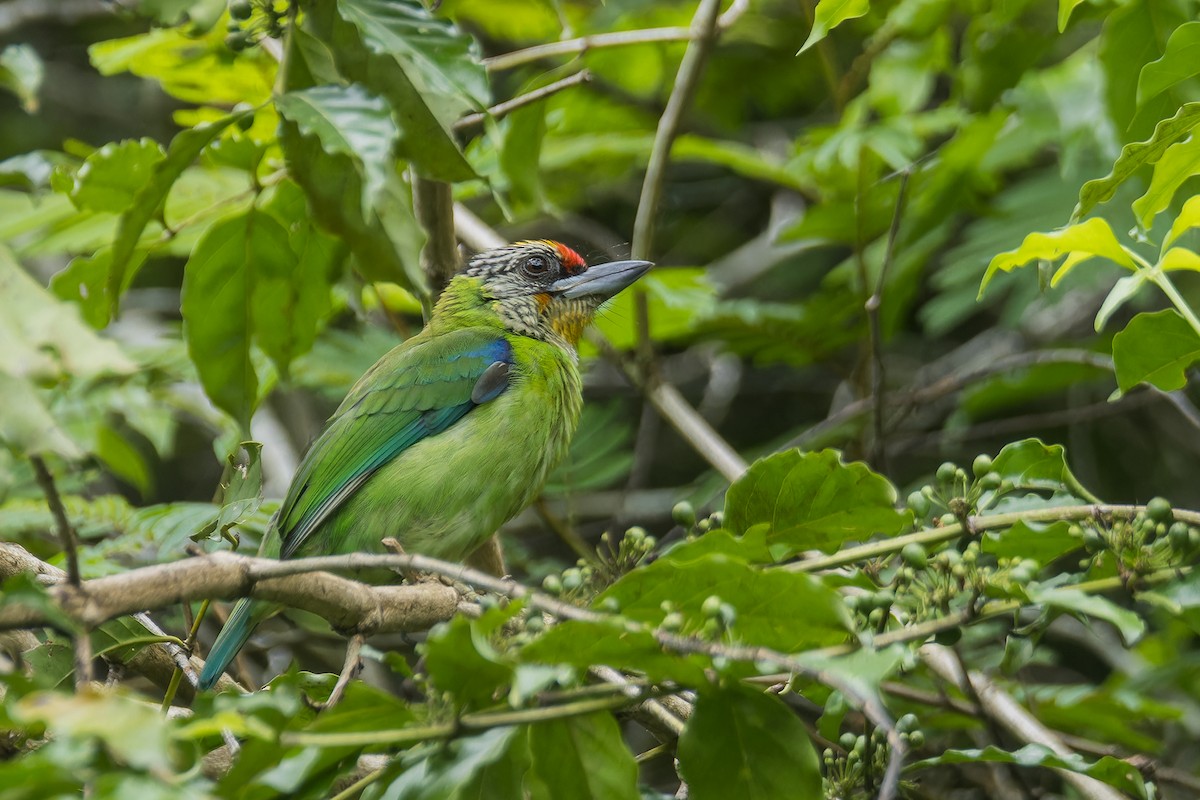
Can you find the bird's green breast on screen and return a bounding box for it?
[308,333,583,561]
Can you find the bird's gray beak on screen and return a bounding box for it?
[550,259,653,300]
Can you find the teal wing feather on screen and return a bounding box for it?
[277,328,513,559]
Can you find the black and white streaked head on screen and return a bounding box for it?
[445,240,652,347]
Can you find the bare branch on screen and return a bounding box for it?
[412,177,459,310]
[454,71,591,131]
[921,645,1129,800]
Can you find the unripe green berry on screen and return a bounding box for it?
[901,543,928,568]
[672,501,697,528]
[1169,522,1189,550]
[662,612,684,631]
[896,713,918,733]
[1146,497,1173,523]
[940,513,957,525]
[936,462,956,483]
[561,568,583,591]
[907,491,931,517]
[910,730,925,747]
[979,472,1002,490]
[230,0,253,19]
[971,454,993,477]
[541,574,563,594]
[525,614,544,632]
[708,511,725,528]
[701,595,722,618]
[839,732,857,750]
[625,526,646,543]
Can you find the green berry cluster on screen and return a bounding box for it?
[671,500,724,537]
[906,454,1010,526]
[1072,496,1199,574]
[224,0,287,52]
[823,715,921,798]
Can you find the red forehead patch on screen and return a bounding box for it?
[552,242,587,275]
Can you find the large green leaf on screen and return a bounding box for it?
[677,686,822,800]
[1111,309,1200,392]
[519,620,710,685]
[1131,135,1200,230]
[527,712,639,800]
[372,727,523,800]
[724,449,912,557]
[180,208,290,431]
[0,246,134,381]
[989,439,1096,501]
[799,0,869,54]
[107,111,248,316]
[910,744,1147,798]
[318,0,483,180]
[423,607,517,709]
[1072,102,1200,222]
[275,84,399,219]
[597,554,852,651]
[69,139,165,214]
[980,217,1137,296]
[1026,585,1146,645]
[1136,22,1200,109]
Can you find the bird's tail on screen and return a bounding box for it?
[198,598,263,691]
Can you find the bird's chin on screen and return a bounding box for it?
[548,305,594,345]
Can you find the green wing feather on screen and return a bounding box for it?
[276,328,512,559]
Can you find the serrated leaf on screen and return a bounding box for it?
[107,111,248,316]
[1136,22,1200,110]
[597,554,852,651]
[1072,103,1200,222]
[275,85,399,220]
[528,712,639,800]
[911,744,1147,798]
[1132,135,1200,230]
[980,218,1137,297]
[69,139,165,214]
[181,208,292,431]
[799,0,869,55]
[0,44,43,113]
[1112,309,1200,393]
[724,449,912,557]
[678,686,822,800]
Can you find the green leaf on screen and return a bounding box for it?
[1161,247,1200,271]
[181,208,292,431]
[1132,134,1200,230]
[0,44,44,113]
[275,85,400,219]
[1112,309,1200,392]
[724,449,912,557]
[981,520,1078,565]
[69,139,165,214]
[374,727,522,800]
[519,620,710,685]
[1026,585,1146,645]
[1094,271,1149,332]
[1072,103,1200,222]
[1057,0,1086,32]
[0,246,135,381]
[597,554,852,651]
[1136,22,1200,109]
[989,438,1097,501]
[108,111,248,316]
[13,691,173,772]
[322,0,483,180]
[528,712,639,800]
[1165,193,1200,248]
[423,606,518,709]
[981,217,1137,297]
[799,0,869,55]
[910,744,1147,798]
[677,685,822,800]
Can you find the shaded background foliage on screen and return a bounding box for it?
[2,0,1200,797]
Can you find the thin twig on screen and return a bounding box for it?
[920,645,1129,800]
[454,71,591,131]
[29,455,91,690]
[309,633,365,711]
[631,0,722,261]
[412,177,458,312]
[865,171,910,471]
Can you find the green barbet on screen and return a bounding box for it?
[198,241,651,690]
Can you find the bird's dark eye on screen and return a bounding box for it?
[522,255,550,277]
